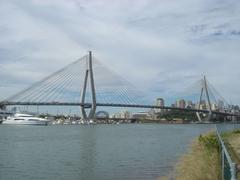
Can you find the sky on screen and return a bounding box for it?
[0,0,240,106]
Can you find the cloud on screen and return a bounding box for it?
[0,0,240,105]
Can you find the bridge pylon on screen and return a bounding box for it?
[80,51,97,120]
[196,75,212,122]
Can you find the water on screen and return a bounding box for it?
[0,124,214,180]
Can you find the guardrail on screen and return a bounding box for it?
[216,124,240,180]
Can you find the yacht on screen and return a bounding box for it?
[2,113,50,125]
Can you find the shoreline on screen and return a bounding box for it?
[159,131,221,180]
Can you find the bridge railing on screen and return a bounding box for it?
[216,124,240,180]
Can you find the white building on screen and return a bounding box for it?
[211,103,218,111]
[176,99,186,108]
[132,112,149,119]
[120,110,132,119]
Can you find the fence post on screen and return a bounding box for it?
[222,148,224,180]
[230,163,236,180]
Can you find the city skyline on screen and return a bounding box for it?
[0,0,240,104]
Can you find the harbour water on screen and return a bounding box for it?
[0,124,214,180]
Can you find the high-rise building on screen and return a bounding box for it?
[156,98,164,107]
[176,99,186,108]
[186,100,193,109]
[218,100,224,111]
[155,98,164,113]
[197,100,207,110]
[200,103,207,110]
[211,103,218,111]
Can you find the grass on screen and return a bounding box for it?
[175,132,221,180]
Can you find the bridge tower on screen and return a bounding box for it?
[196,75,212,122]
[80,51,97,120]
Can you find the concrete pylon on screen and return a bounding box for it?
[196,75,212,122]
[80,51,97,120]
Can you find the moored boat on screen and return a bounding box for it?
[2,113,50,125]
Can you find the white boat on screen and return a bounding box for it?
[2,113,50,125]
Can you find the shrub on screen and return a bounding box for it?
[198,133,219,150]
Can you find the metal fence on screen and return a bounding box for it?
[216,124,240,180]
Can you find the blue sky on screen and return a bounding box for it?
[0,0,240,105]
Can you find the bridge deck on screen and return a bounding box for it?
[0,101,238,117]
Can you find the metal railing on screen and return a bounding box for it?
[216,124,240,180]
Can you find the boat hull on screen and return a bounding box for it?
[2,120,48,126]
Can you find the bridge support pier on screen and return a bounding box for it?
[80,51,97,121]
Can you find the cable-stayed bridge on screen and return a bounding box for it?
[0,51,239,121]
